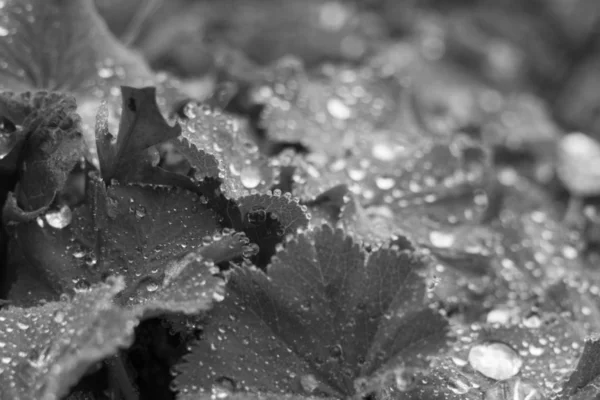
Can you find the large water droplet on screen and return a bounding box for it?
[240,165,261,189]
[372,142,396,161]
[468,341,523,380]
[327,98,351,120]
[45,205,73,229]
[375,175,396,190]
[429,231,455,248]
[300,374,319,394]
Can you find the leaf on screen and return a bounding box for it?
[0,277,138,400]
[0,0,151,93]
[257,62,399,158]
[408,317,581,399]
[237,192,309,235]
[5,178,225,307]
[175,225,447,398]
[128,252,226,319]
[96,86,181,182]
[0,91,84,211]
[562,335,600,399]
[92,183,222,303]
[176,103,275,199]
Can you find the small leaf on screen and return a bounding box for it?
[175,225,447,398]
[96,86,181,182]
[0,277,138,400]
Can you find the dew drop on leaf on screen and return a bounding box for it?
[145,281,159,293]
[212,291,225,302]
[375,175,396,190]
[447,376,471,394]
[44,205,73,229]
[300,374,319,394]
[327,97,351,119]
[522,313,542,329]
[240,165,261,189]
[468,341,523,380]
[429,231,455,248]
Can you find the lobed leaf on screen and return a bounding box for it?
[175,225,447,398]
[0,0,151,94]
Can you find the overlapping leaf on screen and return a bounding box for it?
[0,277,137,400]
[174,102,275,199]
[0,91,84,211]
[96,86,181,183]
[175,225,448,398]
[0,0,151,94]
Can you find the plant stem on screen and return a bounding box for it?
[107,354,139,400]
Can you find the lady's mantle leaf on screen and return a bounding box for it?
[129,252,226,319]
[176,103,274,198]
[96,86,181,182]
[237,191,309,235]
[175,225,447,398]
[0,0,151,93]
[0,277,137,400]
[0,91,84,211]
[90,183,222,304]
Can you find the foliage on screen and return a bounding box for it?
[2,0,600,399]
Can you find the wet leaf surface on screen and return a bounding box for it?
[0,277,137,400]
[175,225,447,398]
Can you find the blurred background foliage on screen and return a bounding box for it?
[94,0,600,137]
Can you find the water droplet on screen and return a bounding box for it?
[53,310,65,324]
[146,282,159,292]
[329,344,343,359]
[213,291,225,302]
[468,341,523,380]
[16,322,29,330]
[348,167,366,181]
[528,344,545,356]
[300,374,319,394]
[0,26,9,37]
[183,102,198,119]
[448,377,471,394]
[372,142,396,161]
[327,98,351,120]
[375,175,396,190]
[240,165,261,189]
[45,205,73,229]
[522,313,542,329]
[429,231,455,248]
[135,206,147,219]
